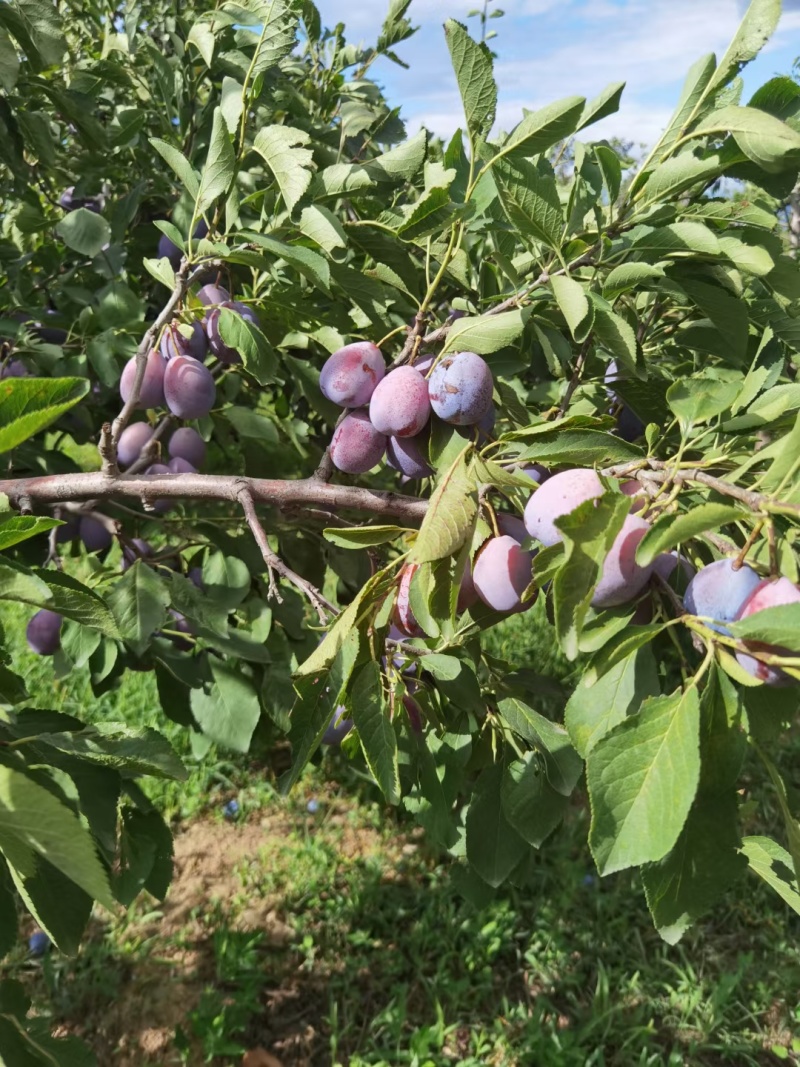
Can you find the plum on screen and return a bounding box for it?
[592,514,654,608]
[117,422,153,468]
[621,479,648,514]
[204,306,242,364]
[322,705,353,745]
[55,514,79,544]
[496,513,527,543]
[413,354,435,376]
[684,559,762,635]
[164,355,216,419]
[168,427,206,468]
[369,366,431,438]
[653,551,695,587]
[160,320,208,361]
[428,351,493,426]
[60,187,101,213]
[167,457,196,474]
[524,469,603,547]
[145,462,172,514]
[230,301,260,328]
[120,349,166,409]
[735,577,800,685]
[473,535,535,614]
[26,609,62,655]
[167,609,194,652]
[121,537,153,571]
[330,411,386,474]
[157,232,181,269]
[386,430,433,479]
[197,283,230,306]
[0,359,30,378]
[605,360,645,441]
[319,342,385,408]
[394,563,425,637]
[79,514,113,553]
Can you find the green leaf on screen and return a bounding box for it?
[650,53,716,167]
[466,763,527,888]
[441,307,529,355]
[693,105,800,173]
[37,722,186,781]
[553,493,631,660]
[116,808,173,905]
[588,294,639,375]
[396,186,458,242]
[565,644,660,758]
[253,124,314,212]
[411,448,476,564]
[642,791,746,944]
[237,0,298,78]
[298,204,347,254]
[550,274,593,342]
[284,630,360,788]
[0,376,89,452]
[635,503,744,566]
[499,95,585,159]
[630,220,721,258]
[0,30,19,92]
[497,696,583,796]
[639,152,723,206]
[588,686,701,876]
[730,604,800,649]
[443,19,496,142]
[741,835,800,916]
[8,856,92,955]
[187,20,215,65]
[149,138,200,199]
[707,0,781,95]
[196,107,235,215]
[667,376,742,427]
[348,661,399,805]
[218,307,277,384]
[109,562,169,655]
[577,81,625,131]
[493,155,563,250]
[0,764,114,908]
[513,427,642,467]
[31,569,119,637]
[323,525,409,549]
[55,208,111,257]
[242,232,330,293]
[500,754,569,847]
[602,263,666,301]
[0,515,60,552]
[190,659,260,753]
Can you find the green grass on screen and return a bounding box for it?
[3,603,800,1065]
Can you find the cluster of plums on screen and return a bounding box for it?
[390,465,800,687]
[119,282,258,421]
[320,343,495,477]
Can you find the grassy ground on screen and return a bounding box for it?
[2,602,800,1066]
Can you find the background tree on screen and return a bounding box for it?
[0,0,800,1059]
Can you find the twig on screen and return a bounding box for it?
[559,334,593,416]
[237,487,336,624]
[602,459,783,514]
[98,423,119,477]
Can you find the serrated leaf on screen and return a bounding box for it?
[444,19,496,141]
[741,835,800,915]
[190,659,260,753]
[253,124,314,212]
[411,449,476,564]
[730,604,800,648]
[0,515,60,551]
[694,105,800,173]
[298,203,347,253]
[0,764,114,908]
[323,525,409,549]
[243,232,330,292]
[588,686,701,876]
[493,154,563,249]
[466,763,527,887]
[501,754,569,848]
[577,81,625,131]
[441,307,529,355]
[0,376,89,452]
[218,307,277,384]
[108,561,169,655]
[196,107,235,215]
[636,503,743,566]
[708,0,780,95]
[348,661,399,804]
[497,696,583,796]
[150,137,200,199]
[602,262,666,301]
[498,95,585,159]
[56,208,110,257]
[550,274,593,342]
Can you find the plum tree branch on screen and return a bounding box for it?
[237,487,336,624]
[0,471,430,523]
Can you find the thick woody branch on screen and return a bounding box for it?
[0,471,429,524]
[238,487,336,624]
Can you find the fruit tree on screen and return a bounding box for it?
[1,0,800,1055]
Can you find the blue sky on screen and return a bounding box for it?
[314,0,800,148]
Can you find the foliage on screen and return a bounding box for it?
[0,0,800,1058]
